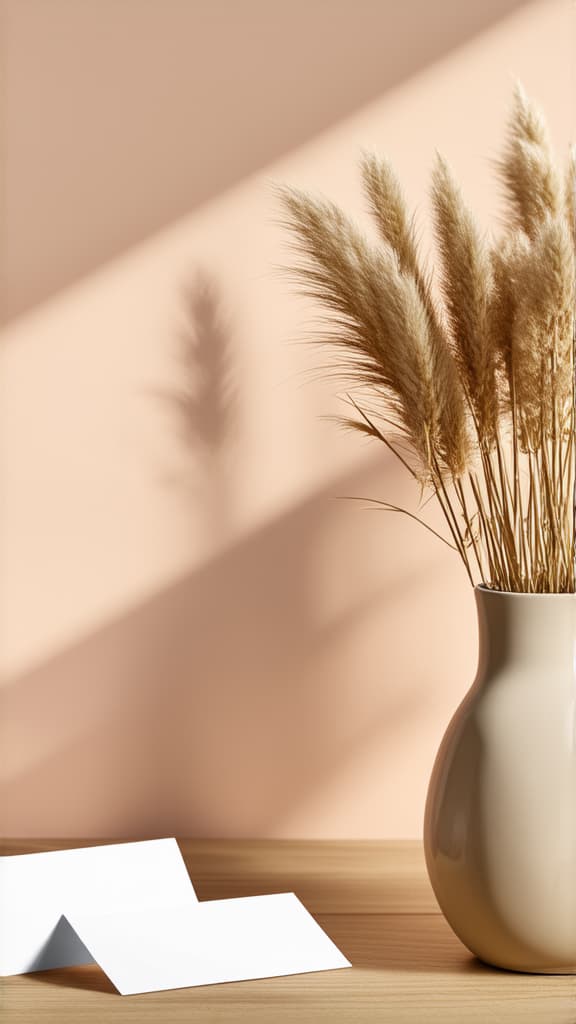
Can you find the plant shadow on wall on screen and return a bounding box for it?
[160,273,238,547]
[0,278,476,838]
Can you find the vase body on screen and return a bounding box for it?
[424,586,576,973]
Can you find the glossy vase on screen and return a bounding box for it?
[424,586,576,973]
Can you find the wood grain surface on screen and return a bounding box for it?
[1,839,574,1023]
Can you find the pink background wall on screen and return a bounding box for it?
[1,0,574,837]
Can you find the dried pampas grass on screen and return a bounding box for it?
[279,83,576,593]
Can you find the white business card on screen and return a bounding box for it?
[64,892,351,995]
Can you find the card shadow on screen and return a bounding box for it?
[24,963,117,994]
[23,915,117,994]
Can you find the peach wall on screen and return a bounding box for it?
[0,0,573,837]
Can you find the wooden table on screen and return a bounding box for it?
[1,840,574,1022]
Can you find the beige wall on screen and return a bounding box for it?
[0,0,573,837]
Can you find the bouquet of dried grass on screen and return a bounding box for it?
[279,85,576,593]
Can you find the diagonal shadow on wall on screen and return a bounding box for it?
[3,0,532,322]
[0,450,474,839]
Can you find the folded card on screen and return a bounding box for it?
[64,892,351,995]
[0,838,197,976]
[0,840,351,993]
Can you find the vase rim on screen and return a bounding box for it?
[475,583,576,598]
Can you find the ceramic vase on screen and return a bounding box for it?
[424,585,576,973]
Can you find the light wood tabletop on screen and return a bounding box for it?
[1,839,574,1023]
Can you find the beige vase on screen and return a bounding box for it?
[424,585,576,973]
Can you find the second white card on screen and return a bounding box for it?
[65,892,351,995]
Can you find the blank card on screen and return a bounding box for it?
[64,892,351,995]
[0,839,197,976]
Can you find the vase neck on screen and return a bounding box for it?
[475,588,576,677]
